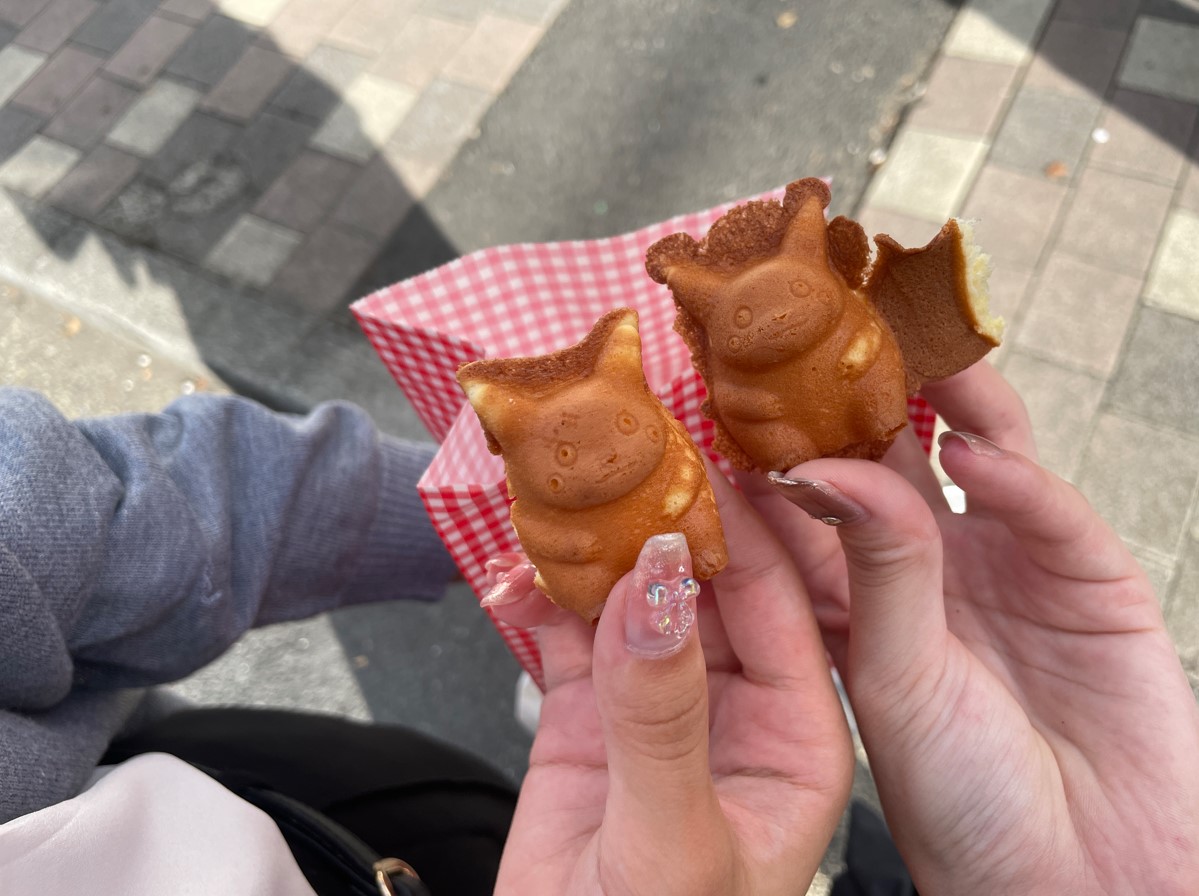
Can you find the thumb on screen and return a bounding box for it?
[768,462,948,709]
[592,534,720,844]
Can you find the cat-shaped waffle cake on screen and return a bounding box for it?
[646,178,1003,472]
[457,308,728,621]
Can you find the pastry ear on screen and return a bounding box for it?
[594,309,646,384]
[780,187,831,264]
[457,372,526,454]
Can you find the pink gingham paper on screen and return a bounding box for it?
[352,188,936,689]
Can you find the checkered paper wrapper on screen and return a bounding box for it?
[352,189,937,690]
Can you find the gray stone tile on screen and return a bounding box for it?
[1014,252,1142,376]
[1023,19,1127,100]
[1001,349,1105,480]
[329,151,415,238]
[1090,89,1198,185]
[1108,307,1199,439]
[989,87,1103,178]
[422,0,486,23]
[10,44,103,118]
[326,0,419,57]
[0,133,79,196]
[1165,536,1199,698]
[0,42,44,104]
[1051,0,1139,30]
[0,21,16,46]
[201,45,293,122]
[490,0,568,25]
[102,13,194,87]
[155,0,213,23]
[205,213,302,287]
[1118,17,1199,104]
[1145,210,1199,322]
[252,148,357,232]
[268,221,380,314]
[1055,166,1175,276]
[0,0,49,28]
[165,14,254,87]
[269,43,368,122]
[385,78,488,167]
[14,0,97,53]
[368,13,472,90]
[310,73,415,162]
[71,0,159,54]
[106,77,201,156]
[1182,131,1199,214]
[228,108,313,190]
[960,164,1067,271]
[254,0,354,59]
[0,102,44,162]
[853,205,944,250]
[142,109,239,183]
[982,264,1034,367]
[216,0,287,28]
[1128,545,1176,605]
[45,141,140,215]
[1143,0,1199,28]
[42,74,138,149]
[905,55,1018,138]
[863,128,989,221]
[1076,413,1199,556]
[441,11,542,93]
[942,0,1055,65]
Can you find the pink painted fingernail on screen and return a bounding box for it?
[626,533,698,659]
[938,431,1005,458]
[481,557,537,608]
[766,473,868,526]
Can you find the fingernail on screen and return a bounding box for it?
[938,431,1005,458]
[766,473,868,526]
[481,558,537,608]
[626,533,698,659]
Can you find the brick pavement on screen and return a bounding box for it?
[858,0,1199,696]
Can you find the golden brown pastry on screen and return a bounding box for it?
[457,308,728,621]
[646,178,1003,472]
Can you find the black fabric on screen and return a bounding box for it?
[104,707,517,896]
[831,801,917,896]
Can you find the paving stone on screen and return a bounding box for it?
[165,13,255,87]
[423,0,487,23]
[442,12,542,93]
[989,87,1102,177]
[1108,307,1199,439]
[1145,210,1199,322]
[255,0,354,59]
[1051,0,1139,30]
[205,213,302,287]
[385,78,488,168]
[1014,252,1141,376]
[0,101,43,162]
[960,164,1067,271]
[904,55,1017,137]
[853,205,943,250]
[1090,89,1198,185]
[1118,17,1199,105]
[1001,349,1105,480]
[381,150,439,198]
[491,0,568,25]
[217,0,287,27]
[1128,545,1176,606]
[201,45,293,121]
[252,148,356,232]
[45,141,141,215]
[102,13,194,88]
[268,221,380,315]
[106,77,201,156]
[862,128,988,221]
[70,0,159,54]
[1076,412,1199,556]
[142,109,240,184]
[1055,166,1174,276]
[156,0,212,23]
[1142,0,1199,27]
[0,0,49,28]
[329,151,414,237]
[269,42,368,122]
[310,73,416,162]
[368,14,472,90]
[0,133,79,196]
[1022,18,1127,100]
[14,0,98,53]
[984,263,1034,367]
[1181,137,1199,213]
[326,0,419,57]
[942,0,1055,65]
[106,175,256,261]
[1165,537,1199,697]
[0,42,43,103]
[10,43,103,118]
[228,107,313,190]
[0,21,15,46]
[42,74,138,149]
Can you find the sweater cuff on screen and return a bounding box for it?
[339,436,460,606]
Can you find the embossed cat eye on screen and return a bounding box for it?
[616,412,639,434]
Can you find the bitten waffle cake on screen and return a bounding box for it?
[457,308,728,621]
[646,178,1003,473]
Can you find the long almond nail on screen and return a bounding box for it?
[938,430,1006,458]
[626,533,698,659]
[766,473,868,526]
[481,558,537,608]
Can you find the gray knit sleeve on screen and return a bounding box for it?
[0,388,458,705]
